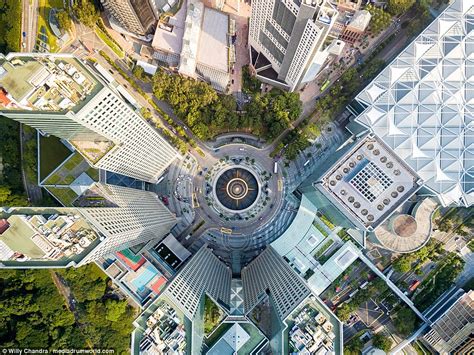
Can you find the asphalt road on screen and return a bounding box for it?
[21,0,38,52]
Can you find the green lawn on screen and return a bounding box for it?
[43,152,90,186]
[204,296,223,335]
[39,135,73,181]
[95,26,124,58]
[46,187,78,206]
[37,0,64,52]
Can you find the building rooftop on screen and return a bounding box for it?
[197,7,229,73]
[0,208,99,265]
[0,54,102,113]
[347,10,371,31]
[318,135,421,231]
[152,0,229,75]
[353,0,473,207]
[152,1,187,55]
[374,197,437,253]
[423,290,474,353]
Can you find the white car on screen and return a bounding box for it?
[22,42,26,49]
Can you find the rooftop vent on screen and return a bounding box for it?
[377,204,384,211]
[367,144,374,150]
[373,149,380,156]
[394,169,401,176]
[330,180,336,186]
[343,167,349,174]
[349,161,355,168]
[397,186,405,193]
[354,202,361,208]
[361,209,368,215]
[386,162,393,169]
[391,191,398,198]
[341,189,346,195]
[348,196,355,203]
[336,174,342,180]
[383,198,390,205]
[367,215,374,221]
[356,154,364,160]
[380,156,387,163]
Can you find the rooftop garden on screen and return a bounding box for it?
[45,186,78,206]
[203,295,224,335]
[39,135,72,182]
[42,152,98,186]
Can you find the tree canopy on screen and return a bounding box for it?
[373,333,393,352]
[387,0,416,16]
[152,69,301,141]
[73,0,99,28]
[57,11,72,32]
[0,0,21,52]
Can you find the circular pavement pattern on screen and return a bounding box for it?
[215,167,258,211]
[392,214,418,237]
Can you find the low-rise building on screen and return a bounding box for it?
[340,10,371,44]
[152,0,232,92]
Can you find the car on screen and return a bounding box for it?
[22,31,26,37]
[231,79,235,84]
[22,42,26,49]
[239,148,244,151]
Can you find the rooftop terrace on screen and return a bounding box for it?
[0,54,102,113]
[0,208,99,265]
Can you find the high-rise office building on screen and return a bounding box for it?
[241,246,310,320]
[249,0,339,91]
[164,245,232,320]
[0,183,177,267]
[0,53,179,183]
[101,0,158,36]
[78,183,177,264]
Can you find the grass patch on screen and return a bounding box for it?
[319,214,335,230]
[46,187,78,206]
[37,0,64,53]
[39,135,72,181]
[95,19,124,58]
[86,167,100,181]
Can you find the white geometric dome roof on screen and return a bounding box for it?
[354,0,474,207]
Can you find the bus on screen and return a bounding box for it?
[320,79,331,92]
[273,162,278,174]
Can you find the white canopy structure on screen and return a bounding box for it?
[354,0,474,207]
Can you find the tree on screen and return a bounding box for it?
[344,337,364,355]
[73,0,99,28]
[336,303,353,321]
[387,0,416,15]
[373,333,393,352]
[57,10,72,32]
[392,256,412,273]
[105,299,128,322]
[393,307,417,336]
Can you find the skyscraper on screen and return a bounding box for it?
[0,53,179,183]
[101,0,158,36]
[0,183,177,267]
[164,246,232,320]
[241,246,310,320]
[249,0,339,91]
[78,183,177,264]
